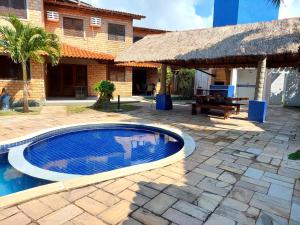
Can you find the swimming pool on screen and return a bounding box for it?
[0,153,49,197]
[8,123,195,183]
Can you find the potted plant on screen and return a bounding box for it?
[93,80,115,109]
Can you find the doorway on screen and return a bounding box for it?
[47,64,87,98]
[132,69,147,95]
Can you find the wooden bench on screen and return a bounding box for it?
[192,103,235,119]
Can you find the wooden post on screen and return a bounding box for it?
[254,57,267,101]
[159,64,167,94]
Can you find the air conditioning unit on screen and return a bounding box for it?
[47,11,59,22]
[90,17,101,27]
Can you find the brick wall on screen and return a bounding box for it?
[0,61,46,102]
[87,63,107,96]
[44,6,133,56]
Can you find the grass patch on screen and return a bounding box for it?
[0,107,41,116]
[67,103,140,114]
[288,150,300,160]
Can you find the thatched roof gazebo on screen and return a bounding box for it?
[117,18,300,105]
[116,18,300,68]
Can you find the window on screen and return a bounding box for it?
[63,17,84,37]
[108,23,125,41]
[0,56,31,80]
[109,65,125,82]
[0,0,27,19]
[133,36,143,43]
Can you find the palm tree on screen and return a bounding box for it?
[0,16,60,112]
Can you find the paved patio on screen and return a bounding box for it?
[0,103,300,225]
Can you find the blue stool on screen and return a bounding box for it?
[248,100,268,123]
[156,94,173,110]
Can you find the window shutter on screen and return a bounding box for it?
[63,17,84,37]
[108,23,125,41]
[0,0,27,19]
[10,0,27,19]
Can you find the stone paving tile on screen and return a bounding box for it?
[118,189,150,206]
[255,212,288,225]
[38,205,83,225]
[60,186,97,202]
[250,193,291,218]
[268,183,293,201]
[204,213,235,225]
[215,205,255,225]
[89,189,120,207]
[290,199,300,223]
[0,212,31,225]
[193,164,223,179]
[131,208,169,225]
[128,184,159,199]
[162,208,203,225]
[0,105,300,225]
[39,194,70,211]
[18,200,53,220]
[197,177,232,197]
[99,200,138,225]
[71,212,107,225]
[0,207,19,221]
[222,198,249,212]
[144,193,177,215]
[228,187,254,203]
[172,200,209,221]
[163,183,202,203]
[244,168,264,180]
[103,178,134,195]
[197,192,223,212]
[75,197,107,215]
[218,172,237,184]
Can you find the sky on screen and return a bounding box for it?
[86,0,300,31]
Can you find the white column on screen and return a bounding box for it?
[230,69,238,97]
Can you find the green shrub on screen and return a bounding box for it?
[93,80,115,108]
[288,150,300,160]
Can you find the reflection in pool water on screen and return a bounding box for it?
[24,127,184,175]
[0,153,49,196]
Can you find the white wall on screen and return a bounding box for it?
[236,69,257,100]
[194,70,212,94]
[284,69,300,107]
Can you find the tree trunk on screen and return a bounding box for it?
[159,64,167,94]
[22,62,29,113]
[254,57,267,101]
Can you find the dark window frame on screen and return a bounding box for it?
[0,56,31,81]
[0,0,27,19]
[63,17,84,38]
[108,23,125,42]
[108,65,126,82]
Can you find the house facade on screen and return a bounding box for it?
[0,0,165,102]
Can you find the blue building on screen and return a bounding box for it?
[213,0,279,27]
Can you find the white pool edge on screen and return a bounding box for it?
[0,122,195,209]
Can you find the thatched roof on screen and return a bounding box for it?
[116,18,300,68]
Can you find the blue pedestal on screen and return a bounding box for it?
[248,100,268,123]
[156,94,173,110]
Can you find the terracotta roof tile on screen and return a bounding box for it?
[116,62,160,68]
[61,44,115,61]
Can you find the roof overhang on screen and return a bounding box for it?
[61,44,115,61]
[116,18,300,68]
[44,0,145,20]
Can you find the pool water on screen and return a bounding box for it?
[24,127,184,175]
[0,153,49,197]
